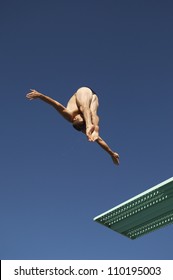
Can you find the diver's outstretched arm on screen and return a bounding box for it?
[96,136,119,165]
[80,128,119,165]
[26,89,74,122]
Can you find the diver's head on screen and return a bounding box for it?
[72,118,86,131]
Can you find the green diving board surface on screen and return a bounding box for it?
[94,177,173,239]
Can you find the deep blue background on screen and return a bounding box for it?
[0,0,173,259]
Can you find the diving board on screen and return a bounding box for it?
[94,177,173,239]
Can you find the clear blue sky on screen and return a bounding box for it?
[0,0,173,259]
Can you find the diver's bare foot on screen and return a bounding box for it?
[111,152,120,165]
[90,131,99,141]
[86,125,95,141]
[91,125,99,141]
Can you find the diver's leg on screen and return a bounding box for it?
[66,94,80,115]
[90,94,99,141]
[75,87,95,141]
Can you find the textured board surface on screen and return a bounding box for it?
[94,178,173,239]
